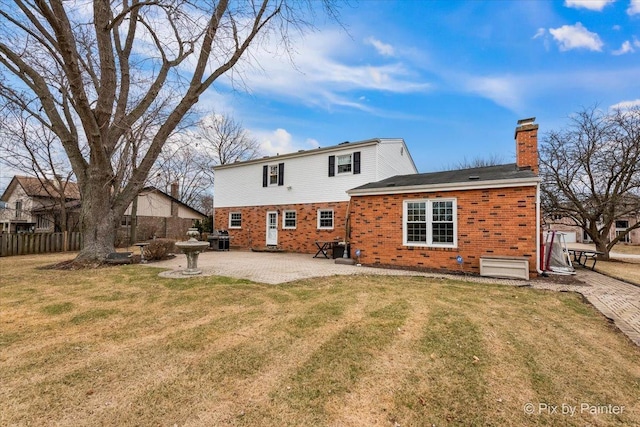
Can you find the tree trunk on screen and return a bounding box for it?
[594,239,610,260]
[75,172,119,262]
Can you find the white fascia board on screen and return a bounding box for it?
[213,139,382,171]
[347,177,541,196]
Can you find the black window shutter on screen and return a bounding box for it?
[353,151,361,174]
[328,155,335,177]
[262,165,268,187]
[278,163,284,186]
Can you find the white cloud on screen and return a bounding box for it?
[612,40,635,55]
[549,22,604,51]
[532,28,546,39]
[365,37,395,56]
[564,0,615,11]
[460,75,526,111]
[628,0,640,15]
[254,128,296,156]
[222,29,431,114]
[252,128,324,155]
[610,99,640,109]
[635,37,640,48]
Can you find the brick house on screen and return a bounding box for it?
[213,138,418,251]
[543,212,639,245]
[214,119,541,277]
[347,118,540,277]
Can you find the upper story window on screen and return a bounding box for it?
[15,200,22,219]
[269,165,279,185]
[229,212,242,228]
[263,163,284,187]
[337,154,352,174]
[403,199,457,248]
[328,152,361,177]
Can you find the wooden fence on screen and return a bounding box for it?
[0,232,83,257]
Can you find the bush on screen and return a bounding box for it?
[145,239,176,261]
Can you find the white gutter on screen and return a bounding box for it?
[347,176,541,196]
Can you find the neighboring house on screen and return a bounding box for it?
[214,119,542,278]
[543,214,639,245]
[0,176,205,242]
[213,138,418,252]
[119,184,207,243]
[0,176,81,233]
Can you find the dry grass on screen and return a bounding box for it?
[1,253,639,426]
[611,244,640,256]
[595,258,640,285]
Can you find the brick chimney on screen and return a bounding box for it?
[170,182,179,199]
[515,117,539,175]
[170,182,179,218]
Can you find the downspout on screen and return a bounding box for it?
[536,182,543,274]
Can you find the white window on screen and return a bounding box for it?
[317,209,334,229]
[403,199,457,247]
[36,214,50,229]
[121,215,131,227]
[337,154,352,174]
[229,212,242,228]
[283,210,297,229]
[269,165,279,185]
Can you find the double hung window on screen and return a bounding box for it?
[403,199,457,247]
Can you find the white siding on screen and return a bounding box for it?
[0,185,35,224]
[214,139,418,208]
[177,205,203,220]
[125,192,172,217]
[376,139,418,180]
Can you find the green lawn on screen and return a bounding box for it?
[1,253,639,426]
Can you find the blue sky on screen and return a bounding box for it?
[204,0,640,173]
[1,0,638,192]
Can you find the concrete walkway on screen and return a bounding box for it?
[151,250,640,346]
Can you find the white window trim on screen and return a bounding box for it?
[283,210,297,229]
[336,154,353,175]
[268,164,279,186]
[317,209,334,230]
[229,212,242,229]
[403,198,457,248]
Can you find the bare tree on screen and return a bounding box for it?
[149,112,260,211]
[198,112,261,166]
[448,154,506,171]
[149,141,212,209]
[0,0,338,263]
[0,106,77,232]
[540,106,640,259]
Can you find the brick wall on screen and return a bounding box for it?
[117,216,196,245]
[349,186,539,275]
[214,201,349,253]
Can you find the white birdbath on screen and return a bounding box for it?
[174,228,209,275]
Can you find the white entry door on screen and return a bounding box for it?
[266,211,278,246]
